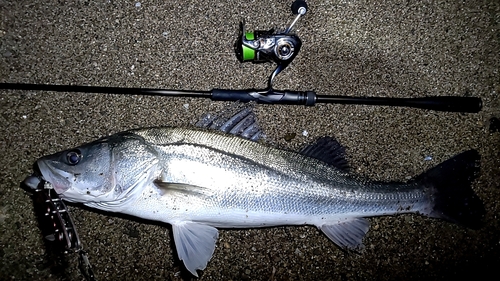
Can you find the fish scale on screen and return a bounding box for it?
[145,128,428,213]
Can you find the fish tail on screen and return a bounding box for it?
[417,150,485,229]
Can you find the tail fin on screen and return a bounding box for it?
[417,150,485,229]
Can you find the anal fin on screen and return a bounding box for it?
[172,222,219,277]
[319,218,370,250]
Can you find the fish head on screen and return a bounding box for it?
[36,138,116,202]
[35,132,160,205]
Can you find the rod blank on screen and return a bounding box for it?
[0,83,482,113]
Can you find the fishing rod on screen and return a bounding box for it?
[0,0,482,113]
[0,82,482,113]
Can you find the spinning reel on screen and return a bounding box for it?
[235,0,308,89]
[0,0,482,112]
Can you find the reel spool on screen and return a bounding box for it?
[236,27,301,65]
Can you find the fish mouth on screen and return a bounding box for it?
[36,158,71,194]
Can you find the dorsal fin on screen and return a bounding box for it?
[195,104,264,141]
[300,137,349,171]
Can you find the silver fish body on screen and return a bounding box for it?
[32,127,484,276]
[128,128,428,225]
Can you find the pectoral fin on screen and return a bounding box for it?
[319,218,370,249]
[154,180,213,197]
[172,221,219,277]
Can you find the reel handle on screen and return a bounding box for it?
[291,0,308,15]
[286,0,308,33]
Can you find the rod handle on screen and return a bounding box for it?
[212,89,317,105]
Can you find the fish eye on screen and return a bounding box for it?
[66,149,82,165]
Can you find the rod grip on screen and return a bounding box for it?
[212,89,316,105]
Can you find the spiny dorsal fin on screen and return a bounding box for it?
[195,105,264,141]
[300,136,349,171]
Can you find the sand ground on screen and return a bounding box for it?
[1,0,499,280]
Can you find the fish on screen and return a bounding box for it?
[24,108,484,277]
